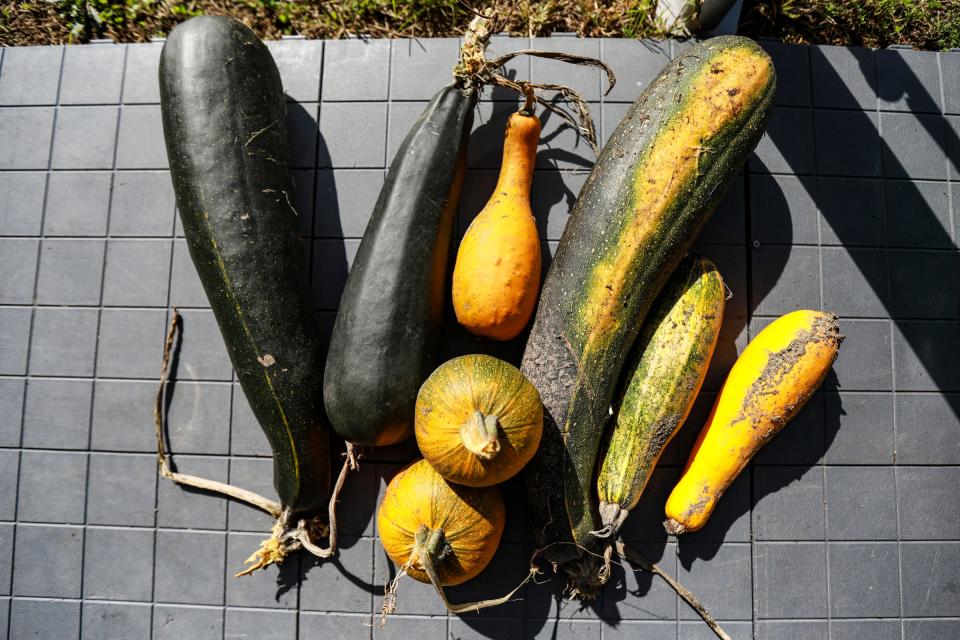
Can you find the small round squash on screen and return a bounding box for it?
[377,459,505,586]
[415,354,543,487]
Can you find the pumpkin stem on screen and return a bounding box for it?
[459,411,502,460]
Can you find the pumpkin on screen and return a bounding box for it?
[377,459,505,587]
[415,354,543,487]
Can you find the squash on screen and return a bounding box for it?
[664,310,842,535]
[521,35,776,596]
[415,354,543,487]
[159,16,330,516]
[452,106,542,340]
[378,459,505,587]
[596,255,725,537]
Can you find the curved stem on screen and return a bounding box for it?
[299,443,361,559]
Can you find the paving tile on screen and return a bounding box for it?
[109,171,176,236]
[265,38,324,102]
[311,238,359,309]
[600,38,671,102]
[898,466,960,539]
[0,45,61,105]
[372,541,444,616]
[287,100,318,169]
[895,393,960,464]
[174,308,234,380]
[0,171,45,235]
[700,174,746,245]
[815,109,881,177]
[752,465,825,541]
[751,245,820,316]
[122,43,163,103]
[0,524,11,593]
[810,45,877,109]
[889,250,958,318]
[601,542,677,622]
[52,106,119,169]
[169,239,209,307]
[35,238,105,305]
[60,44,125,105]
[9,598,80,640]
[949,115,960,179]
[90,379,157,452]
[299,612,372,640]
[332,459,377,538]
[224,608,296,640]
[167,382,230,455]
[0,452,18,521]
[530,37,602,101]
[760,41,811,107]
[229,385,270,456]
[226,457,278,532]
[17,450,87,524]
[83,527,154,601]
[0,308,32,376]
[824,392,894,464]
[944,51,960,115]
[749,174,818,245]
[893,320,960,391]
[0,239,39,304]
[617,465,676,543]
[225,532,299,608]
[390,38,460,100]
[153,605,224,640]
[752,542,827,618]
[292,168,316,236]
[903,619,960,640]
[86,453,156,526]
[682,466,752,544]
[830,319,892,391]
[825,466,898,540]
[676,543,752,620]
[155,530,226,605]
[749,107,816,174]
[602,101,632,145]
[0,379,25,447]
[322,38,390,101]
[102,239,171,306]
[536,102,599,171]
[319,102,387,168]
[821,247,888,317]
[96,308,168,379]
[884,179,952,248]
[830,619,900,640]
[0,107,55,169]
[449,617,526,640]
[817,176,884,246]
[530,171,587,242]
[828,542,901,617]
[82,601,152,640]
[43,171,111,236]
[387,100,430,161]
[157,455,229,530]
[115,104,167,169]
[303,537,373,613]
[314,170,381,238]
[522,619,601,640]
[882,112,947,179]
[603,620,677,640]
[482,35,531,99]
[12,524,83,597]
[21,378,92,449]
[901,542,960,616]
[754,620,827,640]
[373,616,447,640]
[446,543,528,618]
[877,48,941,113]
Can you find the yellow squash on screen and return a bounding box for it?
[378,459,505,587]
[452,108,541,341]
[664,310,843,534]
[415,354,543,487]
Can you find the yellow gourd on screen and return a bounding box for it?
[452,107,541,341]
[415,354,543,487]
[664,310,843,534]
[377,459,505,587]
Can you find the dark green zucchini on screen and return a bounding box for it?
[323,85,476,447]
[160,16,329,515]
[521,35,776,595]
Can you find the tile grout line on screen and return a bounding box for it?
[7,43,66,640]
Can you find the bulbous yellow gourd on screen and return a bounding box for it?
[452,109,541,341]
[664,310,843,534]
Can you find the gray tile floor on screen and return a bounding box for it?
[1,35,959,639]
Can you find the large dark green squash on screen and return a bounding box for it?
[521,35,776,595]
[160,16,330,515]
[323,85,476,447]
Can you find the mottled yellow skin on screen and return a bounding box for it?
[416,354,543,487]
[665,310,843,534]
[453,111,541,341]
[377,459,505,586]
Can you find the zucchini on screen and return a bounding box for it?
[160,16,330,514]
[323,85,476,447]
[596,255,725,537]
[522,35,775,595]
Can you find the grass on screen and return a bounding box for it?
[1,0,958,49]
